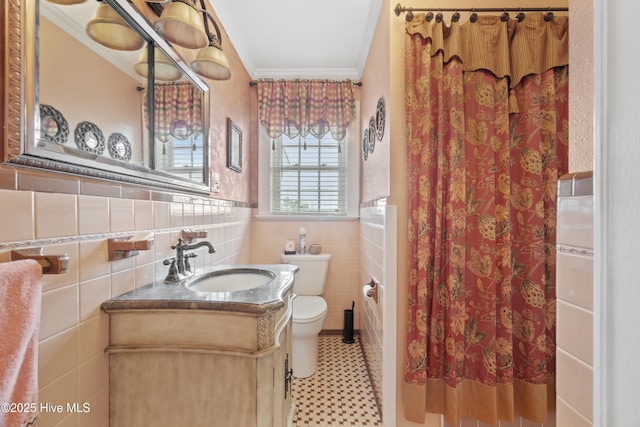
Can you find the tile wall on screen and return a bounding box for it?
[555,173,594,427]
[250,216,361,331]
[0,188,252,427]
[359,204,386,415]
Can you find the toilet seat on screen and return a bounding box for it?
[293,296,327,324]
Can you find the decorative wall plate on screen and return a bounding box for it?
[74,121,105,155]
[107,133,132,162]
[368,116,376,153]
[39,104,69,145]
[362,127,369,161]
[375,97,385,141]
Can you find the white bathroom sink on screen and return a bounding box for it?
[187,268,275,293]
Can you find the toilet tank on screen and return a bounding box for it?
[281,253,331,296]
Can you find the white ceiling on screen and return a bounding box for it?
[209,0,383,80]
[42,0,383,81]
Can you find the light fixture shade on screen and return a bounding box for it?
[154,1,208,49]
[135,47,182,82]
[191,45,232,80]
[86,3,144,51]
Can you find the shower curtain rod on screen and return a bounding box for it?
[394,3,568,17]
[249,80,362,87]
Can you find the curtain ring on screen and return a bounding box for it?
[544,11,554,21]
[405,9,414,22]
[516,12,525,22]
[500,10,509,22]
[470,10,478,23]
[452,10,460,22]
[426,11,434,22]
[435,10,443,23]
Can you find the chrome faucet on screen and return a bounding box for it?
[163,238,216,283]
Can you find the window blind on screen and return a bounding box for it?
[270,133,347,215]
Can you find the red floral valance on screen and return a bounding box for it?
[257,79,356,142]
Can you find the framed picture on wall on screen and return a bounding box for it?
[227,118,242,173]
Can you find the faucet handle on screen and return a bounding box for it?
[171,238,186,251]
[163,257,181,283]
[184,253,197,274]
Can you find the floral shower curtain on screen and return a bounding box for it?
[403,13,569,425]
[256,79,356,142]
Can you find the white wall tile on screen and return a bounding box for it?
[0,189,34,242]
[40,284,78,340]
[78,195,109,235]
[35,192,77,239]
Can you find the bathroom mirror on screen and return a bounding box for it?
[2,0,210,193]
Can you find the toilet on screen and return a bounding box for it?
[281,253,331,378]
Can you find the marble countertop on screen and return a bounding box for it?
[101,263,298,315]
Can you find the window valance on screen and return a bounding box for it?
[257,79,356,142]
[143,82,203,143]
[405,13,568,89]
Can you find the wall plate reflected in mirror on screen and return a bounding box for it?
[39,104,69,145]
[108,133,132,162]
[75,121,105,155]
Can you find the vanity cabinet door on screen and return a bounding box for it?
[273,317,293,426]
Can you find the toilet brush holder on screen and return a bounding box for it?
[342,301,355,344]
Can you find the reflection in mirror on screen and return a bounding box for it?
[39,1,145,162]
[39,104,69,144]
[29,0,209,191]
[42,117,59,137]
[144,80,205,183]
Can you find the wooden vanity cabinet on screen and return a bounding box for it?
[104,293,294,427]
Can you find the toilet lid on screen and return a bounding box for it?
[293,296,327,324]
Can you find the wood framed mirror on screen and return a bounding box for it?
[2,0,211,194]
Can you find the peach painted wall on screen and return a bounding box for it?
[200,3,255,203]
[361,0,391,204]
[568,0,594,173]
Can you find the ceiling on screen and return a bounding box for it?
[209,0,383,80]
[41,0,383,82]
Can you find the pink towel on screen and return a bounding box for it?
[0,259,42,427]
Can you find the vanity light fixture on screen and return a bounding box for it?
[155,0,232,80]
[81,0,231,81]
[154,0,209,49]
[190,12,231,80]
[134,45,182,81]
[85,2,145,51]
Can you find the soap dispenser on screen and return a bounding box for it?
[299,228,306,254]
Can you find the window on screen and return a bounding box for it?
[271,133,346,214]
[155,132,205,183]
[258,119,359,218]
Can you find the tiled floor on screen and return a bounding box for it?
[292,335,382,427]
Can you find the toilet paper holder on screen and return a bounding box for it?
[365,278,379,304]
